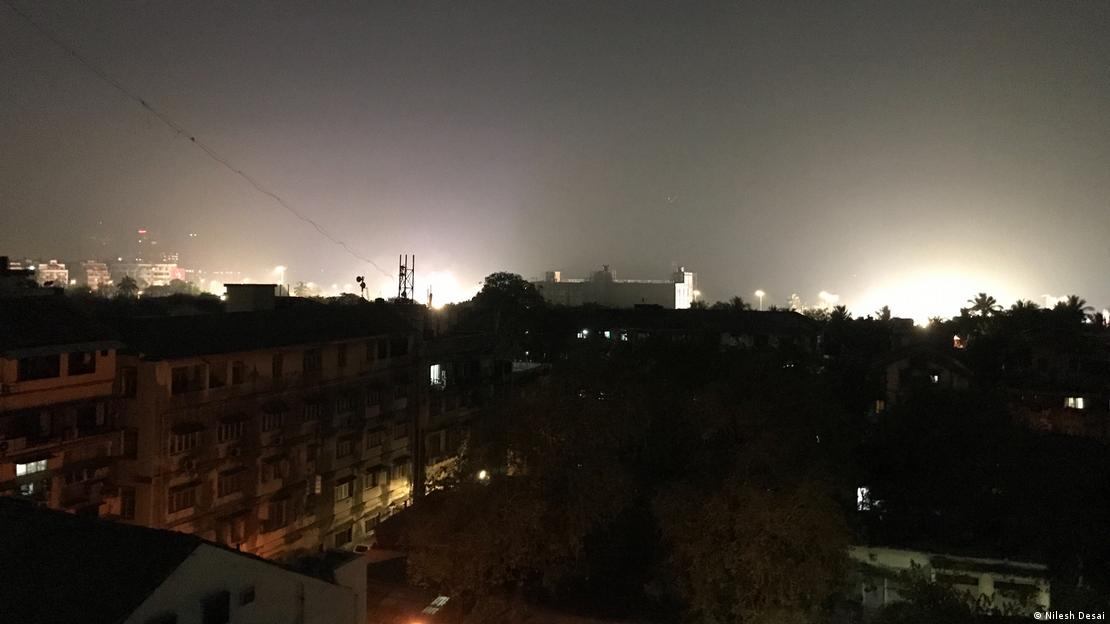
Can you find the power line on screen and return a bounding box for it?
[2,0,392,280]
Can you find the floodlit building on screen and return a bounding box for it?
[35,259,68,287]
[533,265,697,309]
[109,261,179,288]
[0,498,364,624]
[0,296,128,515]
[80,260,113,291]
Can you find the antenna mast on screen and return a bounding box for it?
[397,254,415,301]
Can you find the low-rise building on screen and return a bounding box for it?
[0,255,36,294]
[110,261,179,288]
[849,545,1050,615]
[80,260,113,291]
[35,259,68,287]
[0,497,364,624]
[530,307,819,360]
[533,265,697,309]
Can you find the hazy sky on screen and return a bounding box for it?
[2,1,1108,317]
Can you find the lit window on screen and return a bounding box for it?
[873,399,886,414]
[335,479,353,501]
[429,363,444,386]
[577,329,589,339]
[15,460,47,476]
[1066,396,1085,410]
[856,486,873,511]
[603,330,612,339]
[929,373,940,384]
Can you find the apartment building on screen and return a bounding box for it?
[113,303,425,559]
[0,296,130,516]
[423,332,511,488]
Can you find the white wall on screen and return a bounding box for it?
[124,544,359,624]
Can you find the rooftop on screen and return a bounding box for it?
[0,294,121,357]
[0,498,201,624]
[116,302,418,360]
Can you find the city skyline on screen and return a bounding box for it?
[3,2,1110,319]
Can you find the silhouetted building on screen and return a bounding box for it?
[868,346,972,414]
[0,256,36,294]
[530,307,819,360]
[533,265,697,309]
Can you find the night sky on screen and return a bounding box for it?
[2,1,1108,318]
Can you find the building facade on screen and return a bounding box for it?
[80,260,113,291]
[35,259,69,287]
[533,265,697,309]
[113,305,424,559]
[0,297,129,516]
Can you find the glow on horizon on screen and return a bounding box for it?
[851,268,1024,326]
[425,270,479,308]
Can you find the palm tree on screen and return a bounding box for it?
[1054,294,1094,325]
[829,305,852,323]
[1010,299,1040,312]
[968,293,1001,317]
[117,275,139,298]
[874,305,892,322]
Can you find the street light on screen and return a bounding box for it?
[755,289,765,311]
[273,265,286,290]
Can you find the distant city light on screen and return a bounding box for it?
[423,270,477,308]
[854,267,1022,326]
[755,289,766,311]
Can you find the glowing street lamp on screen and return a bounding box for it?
[273,265,287,289]
[755,289,765,311]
